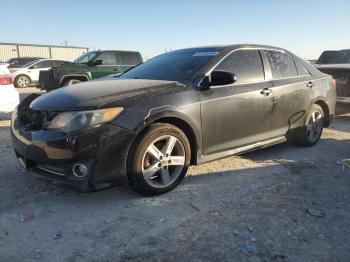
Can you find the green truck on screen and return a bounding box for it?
[39,50,143,91]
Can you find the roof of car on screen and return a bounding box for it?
[93,50,141,53]
[172,44,289,53]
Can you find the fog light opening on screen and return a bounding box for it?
[72,164,88,178]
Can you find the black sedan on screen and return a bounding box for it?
[11,44,336,195]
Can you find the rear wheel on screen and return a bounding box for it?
[128,123,191,195]
[62,79,82,86]
[298,104,324,147]
[14,75,30,88]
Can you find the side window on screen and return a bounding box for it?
[95,52,118,65]
[119,52,141,65]
[265,50,298,79]
[294,60,310,76]
[33,60,53,68]
[52,60,66,67]
[214,50,264,84]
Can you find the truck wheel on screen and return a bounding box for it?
[15,75,30,88]
[62,79,82,86]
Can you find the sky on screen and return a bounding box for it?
[1,0,350,59]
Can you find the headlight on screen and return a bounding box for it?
[48,107,123,132]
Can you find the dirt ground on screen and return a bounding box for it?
[0,89,349,262]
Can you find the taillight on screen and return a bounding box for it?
[0,76,13,85]
[332,78,336,89]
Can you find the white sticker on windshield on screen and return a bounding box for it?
[193,51,219,57]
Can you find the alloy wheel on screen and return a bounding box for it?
[306,110,323,143]
[17,76,29,87]
[142,135,186,188]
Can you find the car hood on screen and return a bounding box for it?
[30,79,179,111]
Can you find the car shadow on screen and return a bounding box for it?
[328,114,350,133]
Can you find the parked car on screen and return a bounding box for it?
[7,57,43,69]
[11,59,70,88]
[38,50,143,91]
[0,63,19,113]
[315,49,350,111]
[11,44,336,195]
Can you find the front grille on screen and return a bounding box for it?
[16,94,58,131]
[18,108,45,131]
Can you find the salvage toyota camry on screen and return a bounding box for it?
[11,44,336,195]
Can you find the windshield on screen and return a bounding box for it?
[318,50,350,64]
[74,51,98,64]
[120,48,222,81]
[20,59,40,68]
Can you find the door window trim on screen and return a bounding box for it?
[201,47,313,88]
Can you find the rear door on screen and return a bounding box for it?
[117,52,142,75]
[262,49,313,137]
[90,51,119,79]
[199,49,274,155]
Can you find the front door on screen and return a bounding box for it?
[198,49,274,155]
[90,51,119,79]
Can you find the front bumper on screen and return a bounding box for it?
[11,119,134,191]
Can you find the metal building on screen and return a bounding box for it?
[0,42,88,62]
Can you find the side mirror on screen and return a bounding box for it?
[211,70,237,86]
[199,71,237,90]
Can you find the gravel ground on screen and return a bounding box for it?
[0,89,349,261]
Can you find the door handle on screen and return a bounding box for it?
[307,81,315,88]
[261,88,272,96]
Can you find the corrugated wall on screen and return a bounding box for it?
[18,45,50,58]
[0,44,18,61]
[0,43,88,62]
[51,47,87,60]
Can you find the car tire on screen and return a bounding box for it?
[128,123,191,195]
[14,75,30,88]
[62,79,82,86]
[297,104,324,147]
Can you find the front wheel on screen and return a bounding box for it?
[298,104,324,147]
[128,123,191,195]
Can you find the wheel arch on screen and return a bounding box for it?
[60,74,89,86]
[314,99,330,127]
[127,113,201,166]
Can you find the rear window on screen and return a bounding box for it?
[265,50,298,79]
[119,52,141,65]
[321,50,350,64]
